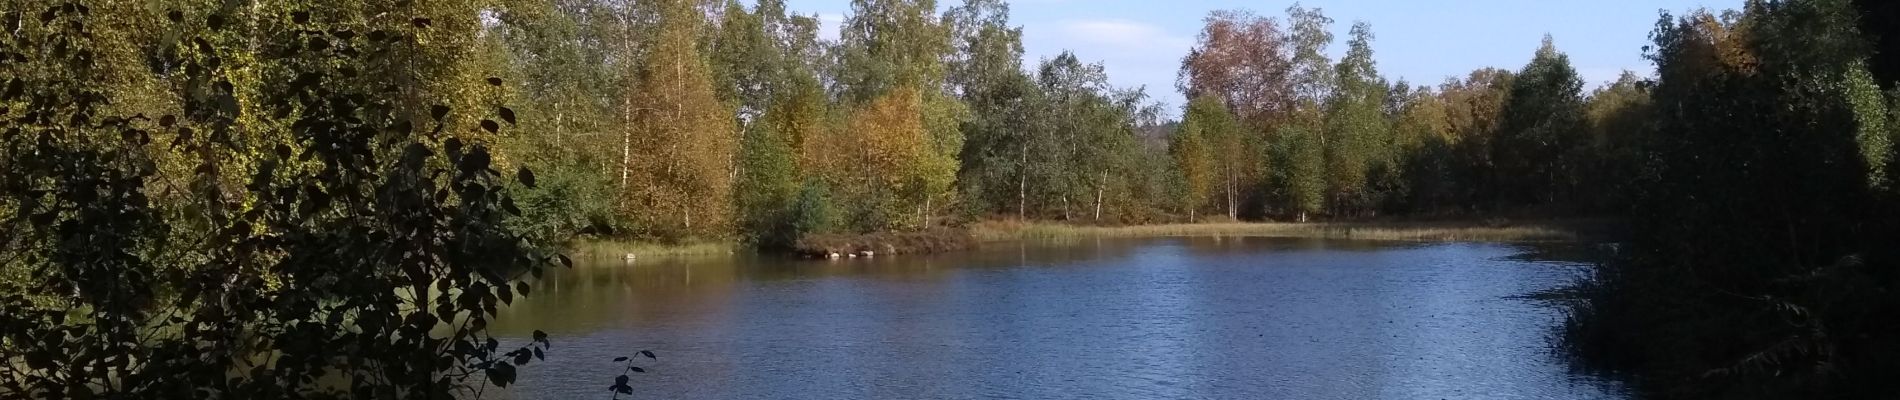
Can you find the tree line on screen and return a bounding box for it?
[492,0,1165,249]
[1170,8,1646,223]
[483,0,1656,250]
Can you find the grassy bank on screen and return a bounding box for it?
[566,218,1614,261]
[567,239,740,261]
[970,218,1617,243]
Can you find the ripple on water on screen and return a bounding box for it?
[491,237,1630,400]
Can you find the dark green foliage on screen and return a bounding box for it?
[788,180,838,238]
[736,121,801,249]
[1322,22,1391,216]
[0,3,571,398]
[949,0,1037,218]
[1273,122,1327,219]
[508,157,621,245]
[1493,36,1589,208]
[489,0,633,243]
[1566,1,1900,398]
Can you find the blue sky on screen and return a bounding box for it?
[774,0,1742,114]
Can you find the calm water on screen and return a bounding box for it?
[491,237,1628,399]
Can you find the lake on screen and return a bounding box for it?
[492,237,1629,399]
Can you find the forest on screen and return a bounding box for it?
[2,0,1900,398]
[481,0,1649,248]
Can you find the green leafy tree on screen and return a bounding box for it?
[1177,95,1244,219]
[1029,52,1145,221]
[1276,121,1328,221]
[1322,21,1392,215]
[832,0,951,106]
[735,115,801,248]
[1494,36,1587,207]
[946,0,1037,218]
[710,0,778,121]
[1170,108,1216,221]
[1267,3,1334,219]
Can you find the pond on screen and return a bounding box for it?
[491,237,1629,399]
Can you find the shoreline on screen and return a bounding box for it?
[571,218,1619,260]
[971,219,1619,244]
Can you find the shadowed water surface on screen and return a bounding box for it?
[492,237,1627,399]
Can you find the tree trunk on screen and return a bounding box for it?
[1094,170,1104,221]
[1018,151,1028,220]
[1225,169,1237,220]
[618,15,635,203]
[620,105,632,196]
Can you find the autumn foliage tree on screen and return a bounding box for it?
[832,85,935,230]
[623,0,738,238]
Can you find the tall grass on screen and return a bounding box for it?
[567,239,739,261]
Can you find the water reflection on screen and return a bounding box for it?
[493,237,1629,399]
